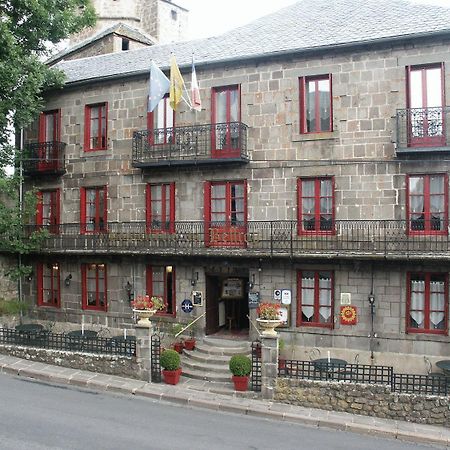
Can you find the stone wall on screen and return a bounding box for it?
[0,256,17,301]
[275,378,450,427]
[0,345,142,379]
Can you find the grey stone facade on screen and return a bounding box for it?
[18,4,450,373]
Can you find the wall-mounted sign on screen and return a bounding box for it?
[192,291,203,306]
[181,299,194,313]
[340,306,357,325]
[248,291,260,309]
[273,289,282,301]
[222,278,244,299]
[279,306,289,326]
[340,293,352,305]
[281,289,291,305]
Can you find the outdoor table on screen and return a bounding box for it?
[14,323,45,345]
[436,360,450,377]
[312,358,347,379]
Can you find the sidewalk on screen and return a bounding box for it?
[0,353,448,447]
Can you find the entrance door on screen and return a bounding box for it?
[407,64,445,147]
[205,275,221,335]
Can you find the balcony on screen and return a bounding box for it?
[18,220,450,261]
[396,107,450,155]
[23,141,66,176]
[132,122,249,168]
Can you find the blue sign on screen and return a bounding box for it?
[181,299,194,313]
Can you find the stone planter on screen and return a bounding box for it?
[256,318,282,336]
[133,309,156,326]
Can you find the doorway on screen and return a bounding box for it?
[205,274,249,335]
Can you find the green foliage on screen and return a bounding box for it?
[229,354,252,377]
[278,338,285,352]
[0,299,29,316]
[160,349,181,371]
[0,0,96,147]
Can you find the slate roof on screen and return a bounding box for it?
[48,22,156,65]
[56,0,450,85]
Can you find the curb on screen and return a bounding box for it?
[1,362,448,447]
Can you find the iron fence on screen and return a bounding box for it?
[132,122,249,167]
[151,333,161,383]
[22,141,66,175]
[0,328,136,357]
[280,360,449,396]
[251,341,261,392]
[15,219,450,260]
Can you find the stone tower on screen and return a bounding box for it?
[70,0,188,45]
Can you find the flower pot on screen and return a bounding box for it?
[256,318,282,336]
[173,341,184,353]
[162,368,182,385]
[232,375,249,391]
[133,309,156,326]
[184,338,196,351]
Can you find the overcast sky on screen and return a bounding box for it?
[178,0,450,40]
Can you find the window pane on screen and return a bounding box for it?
[410,70,423,109]
[305,80,316,132]
[318,79,330,130]
[215,91,227,123]
[230,89,238,122]
[426,68,442,108]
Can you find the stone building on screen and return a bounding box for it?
[19,0,450,373]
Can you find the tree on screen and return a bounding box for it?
[0,0,96,283]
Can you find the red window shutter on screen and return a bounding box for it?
[204,181,211,246]
[84,105,90,151]
[80,188,86,233]
[36,263,43,306]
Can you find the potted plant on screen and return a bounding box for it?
[183,322,197,351]
[256,302,282,336]
[229,354,252,391]
[131,295,164,326]
[171,323,185,353]
[160,349,182,385]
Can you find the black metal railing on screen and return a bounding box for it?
[251,341,262,392]
[280,360,449,396]
[15,220,450,260]
[132,122,249,167]
[22,141,66,175]
[0,328,136,357]
[396,106,450,150]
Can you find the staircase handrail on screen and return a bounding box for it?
[175,312,206,338]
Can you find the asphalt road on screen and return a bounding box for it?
[0,373,442,450]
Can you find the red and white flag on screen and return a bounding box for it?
[191,56,201,111]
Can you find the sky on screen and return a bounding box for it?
[178,0,450,40]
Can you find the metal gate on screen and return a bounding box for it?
[151,333,161,383]
[251,340,261,392]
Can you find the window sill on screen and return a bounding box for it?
[292,131,338,142]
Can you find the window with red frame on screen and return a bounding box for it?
[204,180,247,246]
[297,271,333,327]
[146,265,175,316]
[84,103,107,151]
[146,183,175,233]
[212,85,240,157]
[407,64,445,147]
[298,178,334,233]
[82,263,107,311]
[407,273,447,334]
[407,174,447,233]
[37,262,60,307]
[147,95,174,145]
[299,75,332,133]
[80,186,107,233]
[36,189,60,233]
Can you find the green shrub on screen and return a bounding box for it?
[229,354,251,376]
[160,349,181,371]
[0,299,28,316]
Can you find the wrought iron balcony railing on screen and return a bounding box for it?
[396,106,450,151]
[132,122,249,168]
[23,141,66,175]
[14,220,450,260]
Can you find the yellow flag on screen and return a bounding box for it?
[169,54,185,111]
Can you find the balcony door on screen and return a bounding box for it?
[37,190,60,234]
[205,180,246,247]
[211,85,240,158]
[407,64,445,147]
[38,110,60,171]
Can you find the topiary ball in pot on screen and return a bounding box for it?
[160,349,181,371]
[229,354,251,377]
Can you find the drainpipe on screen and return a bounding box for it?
[18,128,24,324]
